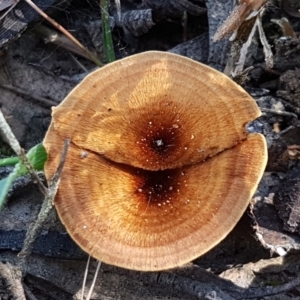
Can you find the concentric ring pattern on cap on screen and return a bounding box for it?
[43,51,267,271]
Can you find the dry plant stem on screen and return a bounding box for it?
[213,0,267,42]
[271,18,297,37]
[261,108,298,120]
[23,283,38,300]
[230,17,257,76]
[0,109,48,195]
[86,261,102,300]
[0,261,26,300]
[18,139,70,270]
[0,0,19,21]
[81,255,91,300]
[70,53,88,72]
[228,7,273,77]
[279,124,299,136]
[32,25,98,63]
[0,83,58,108]
[114,0,121,21]
[24,0,103,67]
[257,8,273,68]
[213,2,249,41]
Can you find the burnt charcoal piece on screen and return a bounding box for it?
[169,33,209,63]
[277,68,300,107]
[0,230,86,259]
[114,9,155,36]
[273,38,300,72]
[143,0,206,21]
[282,0,300,19]
[274,168,300,234]
[266,138,289,172]
[206,0,234,71]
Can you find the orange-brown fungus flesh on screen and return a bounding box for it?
[43,51,267,271]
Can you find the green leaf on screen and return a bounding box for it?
[18,143,47,175]
[0,143,47,209]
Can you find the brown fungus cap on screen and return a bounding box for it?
[43,51,267,271]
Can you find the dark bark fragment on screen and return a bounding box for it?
[274,168,300,234]
[206,0,234,71]
[0,0,68,47]
[115,9,155,36]
[143,0,206,20]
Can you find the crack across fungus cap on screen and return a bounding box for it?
[43,51,267,271]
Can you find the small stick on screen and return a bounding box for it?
[257,8,273,68]
[18,139,70,266]
[288,145,300,150]
[24,0,103,67]
[32,24,97,64]
[0,261,26,300]
[213,0,268,42]
[23,283,38,300]
[0,83,58,108]
[260,108,298,120]
[279,124,298,136]
[80,255,91,300]
[86,261,102,300]
[0,109,48,195]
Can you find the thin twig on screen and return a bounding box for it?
[23,283,38,300]
[70,53,89,72]
[81,255,91,300]
[32,24,98,64]
[0,109,48,196]
[257,8,273,68]
[50,139,70,184]
[279,124,299,136]
[0,0,19,22]
[0,261,26,300]
[24,0,103,67]
[86,261,102,300]
[18,139,70,270]
[0,83,58,108]
[261,108,298,120]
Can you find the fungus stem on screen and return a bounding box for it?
[100,0,116,63]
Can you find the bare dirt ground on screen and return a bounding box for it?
[1,0,300,299]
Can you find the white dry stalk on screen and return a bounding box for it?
[0,109,47,195]
[256,8,273,68]
[232,7,273,77]
[0,109,22,155]
[232,14,258,77]
[115,0,121,21]
[80,255,91,300]
[86,261,102,300]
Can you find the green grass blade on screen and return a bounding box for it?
[0,156,20,167]
[101,0,115,63]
